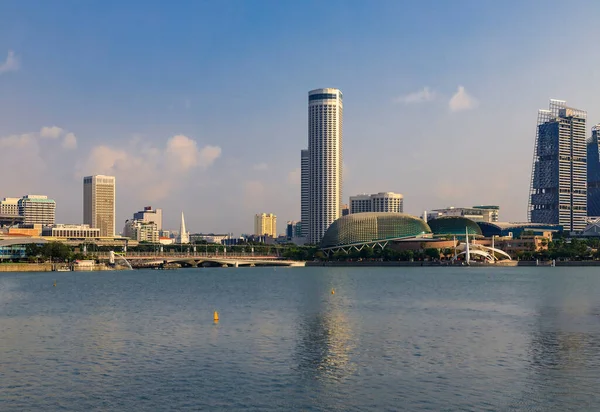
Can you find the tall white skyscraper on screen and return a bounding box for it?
[300,149,309,237]
[308,88,343,244]
[83,175,116,237]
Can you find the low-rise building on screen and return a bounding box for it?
[190,233,231,244]
[7,225,42,237]
[42,224,100,239]
[0,198,19,216]
[123,220,159,243]
[428,206,499,223]
[496,231,553,256]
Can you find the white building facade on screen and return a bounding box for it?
[123,220,159,243]
[0,198,19,215]
[349,192,404,214]
[308,88,343,244]
[84,175,116,237]
[133,206,163,231]
[300,149,309,238]
[42,224,101,239]
[428,206,499,223]
[18,195,56,226]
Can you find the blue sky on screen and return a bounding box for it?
[2,1,600,234]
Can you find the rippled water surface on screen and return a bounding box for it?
[2,266,600,411]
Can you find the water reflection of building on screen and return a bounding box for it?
[294,287,356,383]
[516,290,600,409]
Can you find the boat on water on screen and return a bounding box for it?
[55,267,71,272]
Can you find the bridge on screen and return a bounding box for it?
[98,253,305,268]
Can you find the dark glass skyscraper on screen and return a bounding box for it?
[587,125,600,216]
[529,100,587,232]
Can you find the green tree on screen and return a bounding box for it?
[41,242,72,262]
[359,246,374,259]
[424,248,440,260]
[25,243,42,260]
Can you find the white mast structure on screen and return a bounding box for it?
[465,227,470,266]
[178,212,190,244]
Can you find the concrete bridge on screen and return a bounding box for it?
[100,254,305,268]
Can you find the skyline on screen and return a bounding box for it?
[3,2,600,233]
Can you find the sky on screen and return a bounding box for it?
[2,0,600,235]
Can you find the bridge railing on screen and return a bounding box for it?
[94,251,280,259]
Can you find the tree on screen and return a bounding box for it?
[25,243,42,260]
[424,248,440,260]
[41,242,72,262]
[359,246,374,260]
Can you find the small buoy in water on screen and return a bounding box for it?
[213,311,219,322]
[53,281,56,287]
[331,288,335,295]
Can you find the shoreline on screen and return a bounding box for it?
[306,260,600,267]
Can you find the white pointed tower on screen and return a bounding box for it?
[178,212,190,244]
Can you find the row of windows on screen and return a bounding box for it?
[309,94,340,101]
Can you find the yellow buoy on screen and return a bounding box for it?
[213,311,219,322]
[53,281,56,287]
[331,288,335,295]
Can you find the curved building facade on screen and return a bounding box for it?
[308,88,343,244]
[428,216,482,238]
[320,212,431,250]
[477,222,562,238]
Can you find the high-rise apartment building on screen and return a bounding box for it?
[300,149,309,237]
[133,206,163,231]
[308,88,343,244]
[588,125,600,216]
[83,175,116,237]
[18,195,56,225]
[254,213,277,237]
[529,99,587,231]
[349,192,404,214]
[0,197,19,215]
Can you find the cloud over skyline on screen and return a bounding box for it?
[82,134,222,202]
[448,86,479,112]
[393,87,436,104]
[0,50,19,74]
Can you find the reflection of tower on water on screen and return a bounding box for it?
[294,290,356,382]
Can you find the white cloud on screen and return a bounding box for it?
[40,126,64,139]
[166,134,200,170]
[0,133,35,149]
[253,162,269,171]
[448,85,479,112]
[0,50,19,74]
[198,145,222,169]
[393,87,436,104]
[287,168,301,185]
[62,133,77,150]
[0,126,73,149]
[82,135,222,201]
